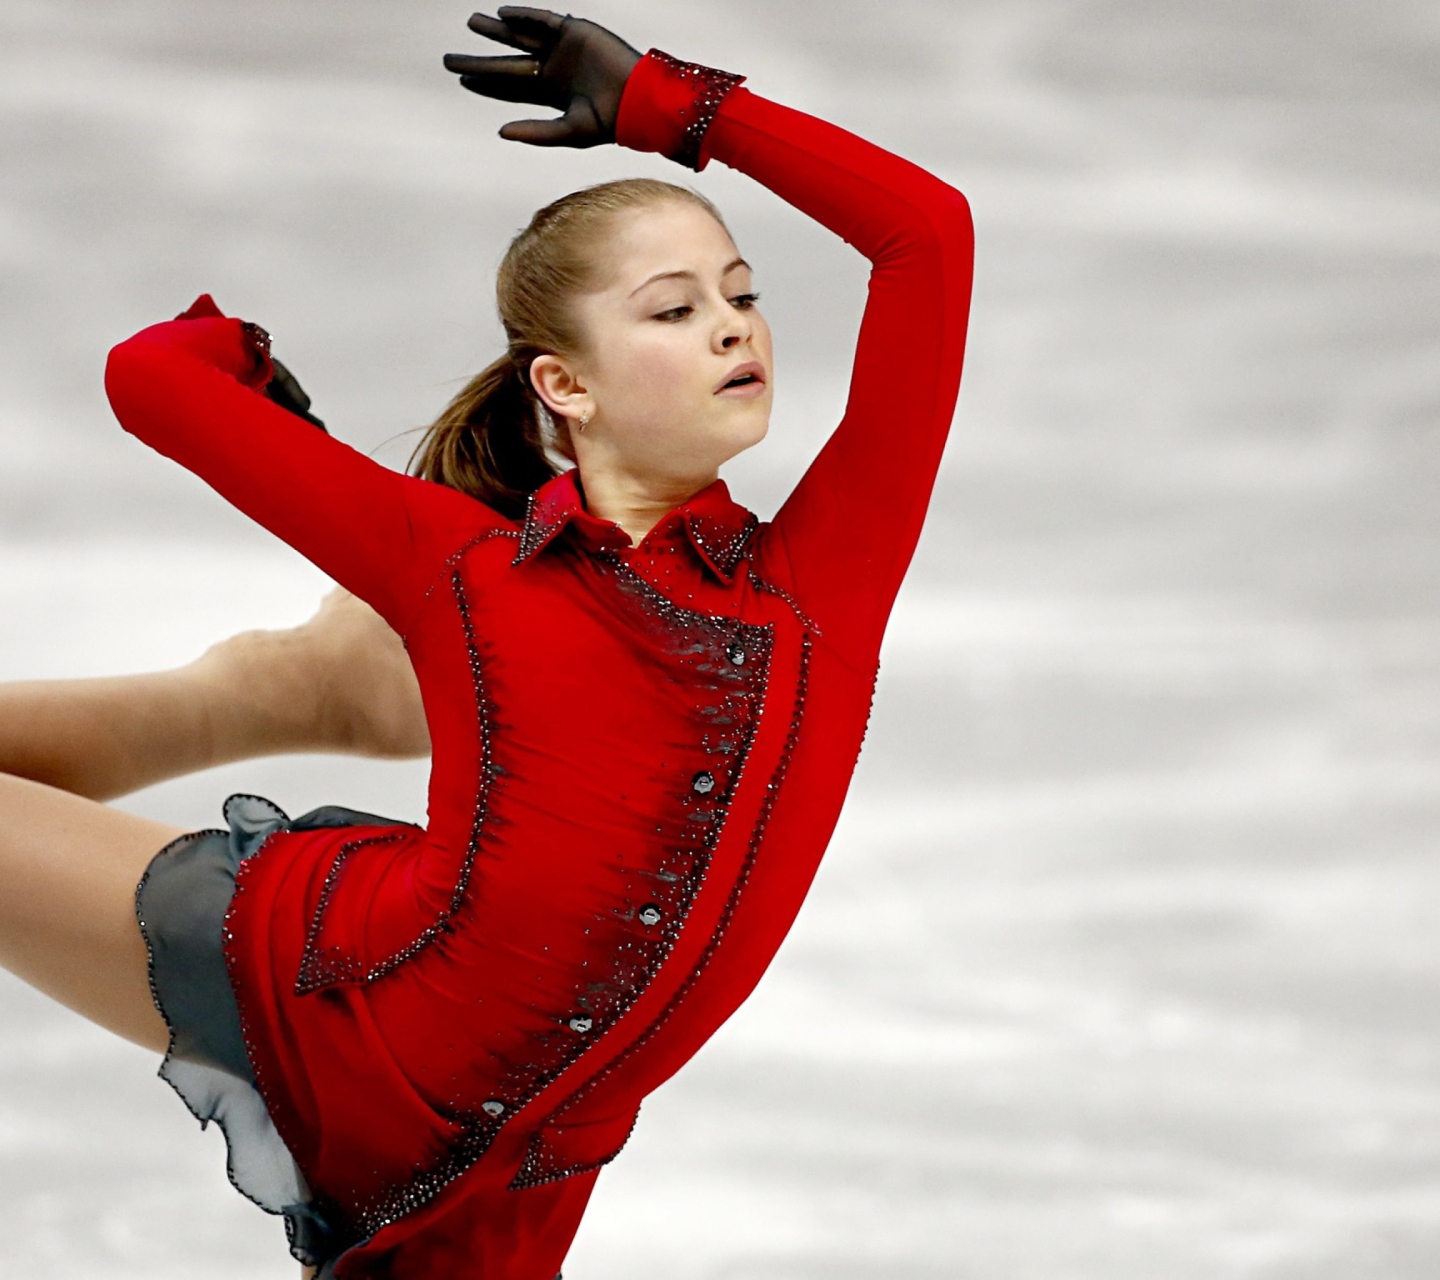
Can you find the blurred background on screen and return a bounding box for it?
[1,1,1438,1276]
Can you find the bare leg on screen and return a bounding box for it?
[0,771,181,1051]
[0,589,428,802]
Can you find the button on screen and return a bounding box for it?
[482,1100,506,1118]
[568,1016,594,1034]
[638,904,662,927]
[692,771,716,795]
[726,643,746,666]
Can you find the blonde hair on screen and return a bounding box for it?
[409,178,729,518]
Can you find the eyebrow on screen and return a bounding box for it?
[629,257,751,298]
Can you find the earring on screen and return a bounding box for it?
[578,411,591,432]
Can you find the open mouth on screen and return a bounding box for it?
[716,362,767,394]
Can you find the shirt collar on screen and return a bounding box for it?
[513,469,758,583]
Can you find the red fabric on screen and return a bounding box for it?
[613,49,745,169]
[105,49,973,1280]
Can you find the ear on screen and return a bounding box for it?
[529,353,592,426]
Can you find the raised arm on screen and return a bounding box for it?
[618,56,974,661]
[105,297,495,635]
[444,12,973,661]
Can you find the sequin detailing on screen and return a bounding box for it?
[515,485,571,563]
[686,510,758,580]
[647,50,747,171]
[479,556,774,1101]
[745,564,823,635]
[348,557,777,1233]
[293,831,413,993]
[239,320,272,359]
[509,1111,642,1192]
[510,632,812,1190]
[293,570,499,995]
[416,528,520,614]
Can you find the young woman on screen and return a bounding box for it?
[3,9,973,1277]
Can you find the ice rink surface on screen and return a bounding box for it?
[1,1,1438,1275]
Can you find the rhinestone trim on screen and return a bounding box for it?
[481,554,774,1118]
[350,560,776,1235]
[509,631,812,1190]
[648,50,746,171]
[686,510,759,580]
[239,320,272,359]
[415,528,520,615]
[515,486,570,563]
[217,805,364,1262]
[745,564,823,636]
[293,569,499,995]
[507,1107,642,1193]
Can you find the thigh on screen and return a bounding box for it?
[0,771,183,1052]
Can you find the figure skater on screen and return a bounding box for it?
[0,10,973,1277]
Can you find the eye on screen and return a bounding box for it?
[729,292,760,310]
[653,304,694,323]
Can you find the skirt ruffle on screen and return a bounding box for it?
[135,793,400,1274]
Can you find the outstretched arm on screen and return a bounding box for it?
[105,298,494,636]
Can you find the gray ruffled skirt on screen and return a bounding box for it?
[135,793,398,1274]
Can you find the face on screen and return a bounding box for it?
[530,200,774,491]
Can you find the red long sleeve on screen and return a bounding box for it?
[678,84,974,663]
[104,313,494,636]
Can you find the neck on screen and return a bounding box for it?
[575,464,718,546]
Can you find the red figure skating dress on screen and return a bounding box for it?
[111,48,974,1280]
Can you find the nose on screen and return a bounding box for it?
[713,301,752,353]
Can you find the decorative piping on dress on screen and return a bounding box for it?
[485,558,773,1110]
[415,527,520,613]
[292,831,412,993]
[293,569,499,994]
[744,564,822,636]
[352,559,776,1234]
[509,630,812,1189]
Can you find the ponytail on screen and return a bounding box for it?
[408,355,558,521]
[408,177,730,518]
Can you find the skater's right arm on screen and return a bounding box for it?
[105,298,494,636]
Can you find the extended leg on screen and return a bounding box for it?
[0,589,428,802]
[0,771,181,1051]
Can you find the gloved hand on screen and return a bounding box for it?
[442,8,642,147]
[265,357,326,432]
[177,297,326,431]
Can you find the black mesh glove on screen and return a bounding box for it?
[442,8,642,147]
[265,357,326,432]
